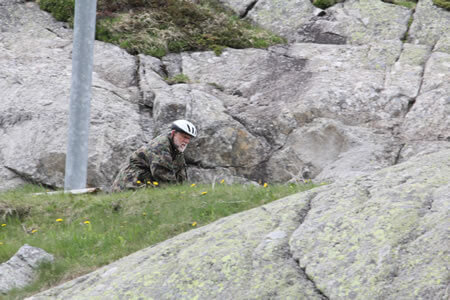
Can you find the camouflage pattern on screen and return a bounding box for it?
[111,132,187,192]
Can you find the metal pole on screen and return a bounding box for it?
[64,0,97,190]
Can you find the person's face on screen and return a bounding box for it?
[172,131,192,152]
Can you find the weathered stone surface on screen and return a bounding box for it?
[0,1,150,190]
[400,50,450,141]
[242,0,411,44]
[0,244,54,294]
[246,0,316,42]
[265,118,399,182]
[290,150,450,299]
[1,0,449,190]
[27,150,450,299]
[408,0,450,47]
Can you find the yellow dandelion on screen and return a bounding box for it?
[137,180,141,184]
[220,179,225,184]
[263,183,268,188]
[0,242,3,245]
[192,222,197,227]
[147,181,151,185]
[31,229,38,234]
[191,183,196,187]
[84,220,90,224]
[56,218,63,222]
[142,212,147,216]
[1,224,6,227]
[153,181,159,186]
[201,191,208,195]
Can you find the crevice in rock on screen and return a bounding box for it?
[400,11,415,43]
[296,260,330,299]
[91,85,129,103]
[223,110,273,150]
[393,143,405,165]
[45,27,64,39]
[401,40,435,121]
[135,55,144,103]
[240,0,258,18]
[288,192,329,299]
[4,166,55,190]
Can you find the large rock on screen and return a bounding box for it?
[0,244,54,294]
[27,150,450,299]
[1,0,449,190]
[222,0,412,44]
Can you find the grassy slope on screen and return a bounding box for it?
[0,182,320,298]
[37,0,285,57]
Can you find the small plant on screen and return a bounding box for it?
[311,0,340,9]
[208,82,225,91]
[165,74,191,85]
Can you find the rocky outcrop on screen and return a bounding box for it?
[0,244,54,294]
[27,150,450,299]
[0,0,449,190]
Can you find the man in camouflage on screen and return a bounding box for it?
[111,120,197,192]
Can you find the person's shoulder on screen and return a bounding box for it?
[148,132,171,150]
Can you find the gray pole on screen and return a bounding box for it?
[64,0,97,190]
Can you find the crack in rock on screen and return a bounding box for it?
[241,0,258,18]
[253,192,330,299]
[393,143,405,165]
[288,192,329,299]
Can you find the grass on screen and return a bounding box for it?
[165,73,191,85]
[36,0,285,58]
[433,0,450,10]
[0,181,320,298]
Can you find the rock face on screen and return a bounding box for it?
[27,150,450,299]
[0,0,449,190]
[0,244,54,294]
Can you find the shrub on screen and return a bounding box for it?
[38,0,74,23]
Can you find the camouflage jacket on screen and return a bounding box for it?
[111,132,187,192]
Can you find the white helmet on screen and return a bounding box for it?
[171,120,197,137]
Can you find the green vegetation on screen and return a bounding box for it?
[0,181,319,298]
[381,0,417,9]
[312,0,342,10]
[36,0,285,58]
[433,0,450,10]
[165,73,191,85]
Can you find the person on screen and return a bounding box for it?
[111,120,197,192]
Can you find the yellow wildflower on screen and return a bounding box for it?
[137,180,141,184]
[191,183,196,187]
[201,191,208,195]
[1,224,6,227]
[153,181,159,186]
[142,212,147,216]
[147,181,151,185]
[192,222,197,227]
[31,229,38,234]
[56,218,63,222]
[84,220,90,224]
[0,242,3,245]
[220,179,225,184]
[263,183,268,188]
